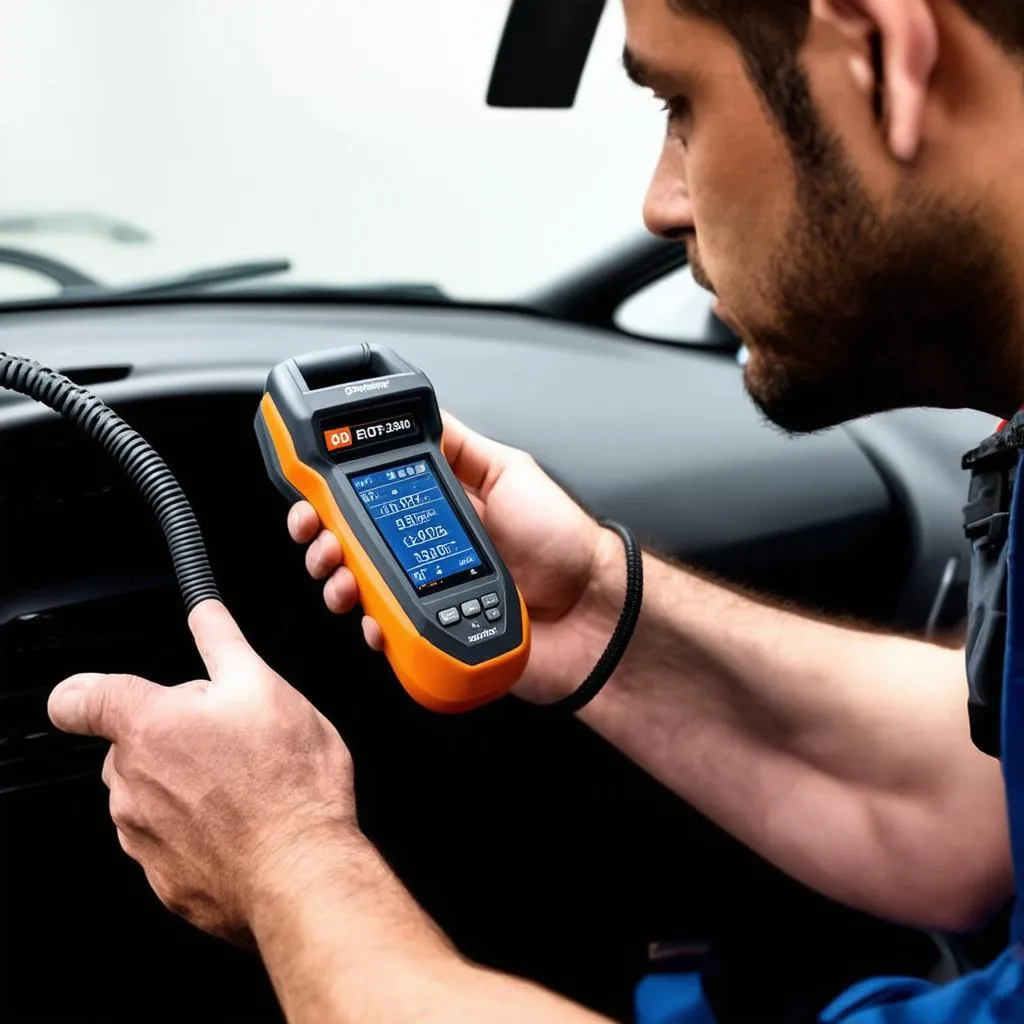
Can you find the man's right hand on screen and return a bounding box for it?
[286,412,627,705]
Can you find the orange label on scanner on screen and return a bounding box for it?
[324,426,353,452]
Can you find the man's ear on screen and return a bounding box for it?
[811,0,939,162]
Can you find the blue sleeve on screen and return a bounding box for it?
[819,948,1024,1024]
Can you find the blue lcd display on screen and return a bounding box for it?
[350,458,488,594]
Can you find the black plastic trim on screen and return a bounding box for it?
[486,0,606,108]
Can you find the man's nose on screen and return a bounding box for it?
[643,140,693,241]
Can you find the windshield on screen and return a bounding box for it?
[1,1,666,306]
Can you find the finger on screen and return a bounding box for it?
[362,616,384,652]
[108,782,138,834]
[101,746,116,789]
[440,411,511,493]
[145,865,191,923]
[305,529,344,581]
[323,567,359,615]
[117,824,158,869]
[465,490,485,519]
[49,673,160,741]
[288,502,321,544]
[115,825,132,855]
[188,599,260,679]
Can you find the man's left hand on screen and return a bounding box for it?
[47,600,357,944]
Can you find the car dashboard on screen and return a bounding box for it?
[0,299,998,1022]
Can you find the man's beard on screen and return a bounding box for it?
[726,143,1021,434]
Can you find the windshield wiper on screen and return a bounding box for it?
[247,281,449,301]
[0,247,291,298]
[0,210,152,244]
[0,246,99,289]
[0,248,450,310]
[106,258,292,297]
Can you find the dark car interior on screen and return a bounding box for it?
[0,3,1008,1022]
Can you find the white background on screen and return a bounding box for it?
[0,0,676,303]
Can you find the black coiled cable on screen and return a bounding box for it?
[539,519,644,715]
[0,353,220,614]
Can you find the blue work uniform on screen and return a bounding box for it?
[635,437,1024,1023]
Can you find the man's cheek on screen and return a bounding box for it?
[689,190,739,294]
[700,220,776,328]
[690,233,734,305]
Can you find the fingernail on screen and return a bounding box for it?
[48,676,90,725]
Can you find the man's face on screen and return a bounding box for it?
[625,0,1020,432]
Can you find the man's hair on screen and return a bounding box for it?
[670,1,1024,163]
[672,1,1024,55]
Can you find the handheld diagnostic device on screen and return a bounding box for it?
[255,344,530,713]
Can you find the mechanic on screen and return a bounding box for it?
[44,0,1024,1020]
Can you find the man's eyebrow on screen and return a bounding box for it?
[622,46,657,88]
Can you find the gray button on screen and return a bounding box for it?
[481,592,500,610]
[485,607,502,622]
[437,607,460,627]
[460,599,482,618]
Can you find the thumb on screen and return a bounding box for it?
[188,599,261,680]
[440,410,511,494]
[48,672,158,740]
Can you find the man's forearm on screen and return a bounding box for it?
[249,827,611,1024]
[567,532,1011,929]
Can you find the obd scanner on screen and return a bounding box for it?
[255,344,530,713]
